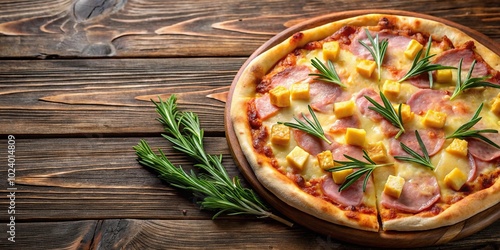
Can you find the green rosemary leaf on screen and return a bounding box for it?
[364,92,405,139]
[398,37,455,87]
[309,57,346,87]
[394,130,435,170]
[359,29,389,81]
[446,103,500,149]
[449,59,499,100]
[329,150,393,192]
[279,105,331,144]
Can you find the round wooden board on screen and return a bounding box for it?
[224,10,500,248]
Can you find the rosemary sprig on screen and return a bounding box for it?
[359,28,389,81]
[309,57,346,87]
[449,59,498,100]
[134,95,293,226]
[278,105,331,144]
[394,130,435,170]
[398,37,455,88]
[329,150,393,192]
[446,103,500,148]
[364,91,405,139]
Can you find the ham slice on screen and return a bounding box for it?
[389,129,445,157]
[349,30,413,66]
[406,89,469,116]
[322,175,367,207]
[257,65,311,93]
[293,130,335,156]
[433,41,490,79]
[467,135,500,162]
[467,153,477,182]
[330,115,361,133]
[355,88,383,121]
[309,81,348,113]
[254,94,279,120]
[381,174,441,213]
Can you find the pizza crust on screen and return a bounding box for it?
[230,13,500,232]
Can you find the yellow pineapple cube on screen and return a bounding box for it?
[323,41,340,61]
[286,146,309,170]
[444,168,467,191]
[422,109,447,128]
[270,124,290,145]
[383,175,406,198]
[399,103,414,123]
[334,100,356,118]
[332,168,353,185]
[445,139,468,157]
[435,69,453,83]
[382,80,400,99]
[317,150,334,170]
[290,82,310,100]
[269,86,290,107]
[367,142,388,163]
[356,59,376,78]
[345,128,366,147]
[490,97,500,116]
[404,39,424,59]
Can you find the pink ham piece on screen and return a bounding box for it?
[254,94,279,120]
[467,153,477,182]
[433,41,490,79]
[309,81,348,113]
[389,129,445,157]
[381,174,441,213]
[355,88,383,122]
[293,130,335,156]
[406,89,469,116]
[257,65,311,93]
[330,115,361,133]
[349,30,413,65]
[467,135,500,162]
[322,175,368,207]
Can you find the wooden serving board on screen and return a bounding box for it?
[224,10,500,248]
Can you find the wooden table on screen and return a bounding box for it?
[0,1,498,249]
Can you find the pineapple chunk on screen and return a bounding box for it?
[323,41,340,61]
[345,128,366,147]
[422,109,447,128]
[332,168,353,185]
[398,103,414,123]
[334,100,356,118]
[367,142,388,163]
[445,139,468,157]
[269,86,290,107]
[317,150,334,170]
[444,168,467,191]
[286,146,309,170]
[270,124,290,145]
[404,39,423,59]
[290,82,310,100]
[490,97,500,116]
[435,69,453,83]
[356,60,376,78]
[383,175,406,198]
[382,80,400,99]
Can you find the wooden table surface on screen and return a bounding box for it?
[0,0,499,249]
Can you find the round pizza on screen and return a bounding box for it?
[229,13,500,232]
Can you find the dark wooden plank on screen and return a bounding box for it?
[0,219,498,249]
[0,137,252,220]
[0,58,239,136]
[0,0,498,58]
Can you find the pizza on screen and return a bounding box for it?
[229,13,500,232]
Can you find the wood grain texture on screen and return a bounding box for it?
[0,137,247,220]
[0,58,238,136]
[0,0,498,58]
